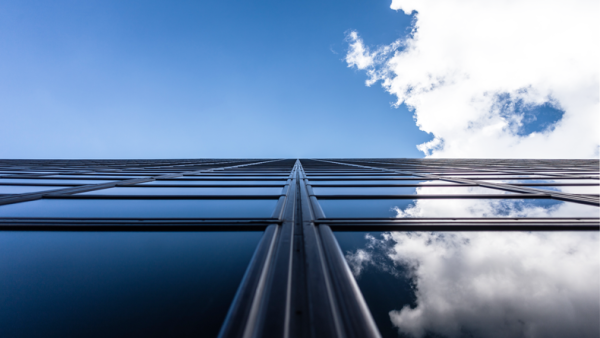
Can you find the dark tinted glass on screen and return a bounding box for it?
[0,231,262,338]
[0,199,278,218]
[79,187,283,196]
[335,231,600,338]
[318,198,599,218]
[0,185,71,194]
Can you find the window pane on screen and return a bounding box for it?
[0,199,278,218]
[78,187,283,196]
[48,175,148,179]
[0,231,262,338]
[313,186,512,196]
[310,180,458,185]
[0,186,71,194]
[142,180,286,186]
[522,185,600,194]
[335,231,600,338]
[483,179,599,184]
[318,198,599,218]
[308,176,421,179]
[0,179,113,185]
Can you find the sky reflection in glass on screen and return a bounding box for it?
[0,185,71,194]
[335,231,599,338]
[142,180,286,186]
[0,231,262,338]
[319,198,599,218]
[79,187,283,196]
[0,179,113,184]
[313,186,511,196]
[310,180,455,185]
[0,199,277,218]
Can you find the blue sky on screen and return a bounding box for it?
[0,0,432,159]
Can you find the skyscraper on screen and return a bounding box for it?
[0,158,598,338]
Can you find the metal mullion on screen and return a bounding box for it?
[219,162,298,338]
[298,161,381,338]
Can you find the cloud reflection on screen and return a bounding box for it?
[346,232,600,338]
[393,185,599,218]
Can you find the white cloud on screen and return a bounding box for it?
[347,231,600,338]
[346,0,600,158]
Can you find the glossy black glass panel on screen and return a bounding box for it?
[0,199,278,218]
[78,187,283,196]
[0,185,71,194]
[0,231,262,338]
[335,231,600,338]
[318,198,599,218]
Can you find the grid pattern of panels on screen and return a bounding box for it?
[0,158,597,338]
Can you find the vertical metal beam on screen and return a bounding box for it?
[297,161,382,338]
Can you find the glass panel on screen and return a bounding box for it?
[0,231,262,338]
[308,176,421,179]
[78,187,283,196]
[521,185,600,194]
[0,199,278,218]
[335,231,600,338]
[0,179,113,185]
[141,180,286,186]
[309,180,455,185]
[483,179,599,184]
[318,198,599,218]
[48,175,148,179]
[313,186,511,196]
[0,185,71,194]
[182,176,287,179]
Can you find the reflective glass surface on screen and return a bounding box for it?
[308,176,420,179]
[319,198,599,218]
[0,199,278,218]
[79,187,283,196]
[49,175,147,179]
[0,179,113,184]
[0,231,262,338]
[145,180,286,185]
[521,185,600,194]
[309,180,455,185]
[483,179,599,184]
[0,185,71,194]
[313,186,511,196]
[182,176,287,179]
[335,231,600,338]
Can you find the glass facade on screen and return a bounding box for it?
[0,158,597,338]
